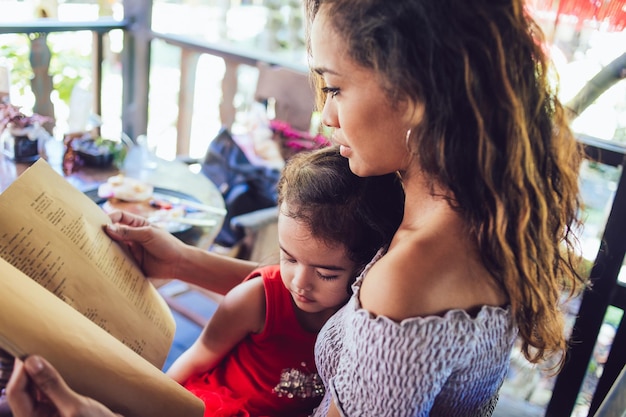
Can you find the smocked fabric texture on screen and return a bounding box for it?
[313,249,518,417]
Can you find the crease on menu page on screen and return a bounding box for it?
[0,257,204,417]
[0,159,174,367]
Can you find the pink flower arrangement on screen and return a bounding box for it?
[269,119,330,154]
[0,103,52,134]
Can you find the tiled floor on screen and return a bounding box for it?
[162,308,204,372]
[494,395,546,417]
[158,281,219,372]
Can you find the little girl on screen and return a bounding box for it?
[166,146,404,417]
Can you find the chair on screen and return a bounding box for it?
[592,365,626,417]
[163,63,316,328]
[231,206,280,264]
[216,62,316,263]
[254,62,315,132]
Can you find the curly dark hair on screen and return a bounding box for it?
[278,145,404,275]
[305,0,586,369]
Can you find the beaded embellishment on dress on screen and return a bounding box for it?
[273,362,325,399]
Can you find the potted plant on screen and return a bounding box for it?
[0,102,52,163]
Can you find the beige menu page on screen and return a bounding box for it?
[0,159,204,417]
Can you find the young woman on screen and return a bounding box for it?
[7,1,586,416]
[166,146,403,417]
[303,1,585,415]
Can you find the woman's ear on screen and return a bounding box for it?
[405,100,426,128]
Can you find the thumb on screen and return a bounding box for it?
[23,355,82,407]
[23,356,123,417]
[105,222,152,243]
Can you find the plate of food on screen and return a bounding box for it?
[85,174,218,234]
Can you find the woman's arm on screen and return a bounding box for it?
[166,277,266,383]
[106,210,257,295]
[174,245,259,295]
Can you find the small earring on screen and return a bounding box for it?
[405,129,412,148]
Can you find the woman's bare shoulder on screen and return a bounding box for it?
[359,238,438,320]
[359,233,505,321]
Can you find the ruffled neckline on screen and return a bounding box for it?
[351,247,512,328]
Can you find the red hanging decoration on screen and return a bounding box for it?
[528,0,626,31]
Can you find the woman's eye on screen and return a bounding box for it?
[321,86,340,98]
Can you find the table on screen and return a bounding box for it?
[0,150,226,250]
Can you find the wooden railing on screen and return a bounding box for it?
[150,31,307,156]
[0,20,306,155]
[0,18,130,129]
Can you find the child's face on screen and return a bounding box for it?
[277,204,357,315]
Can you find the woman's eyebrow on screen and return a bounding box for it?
[312,66,339,76]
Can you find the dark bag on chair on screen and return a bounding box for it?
[201,128,280,247]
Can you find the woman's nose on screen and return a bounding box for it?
[321,97,338,129]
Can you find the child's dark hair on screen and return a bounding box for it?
[277,145,404,274]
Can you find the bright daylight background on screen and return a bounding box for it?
[0,1,625,415]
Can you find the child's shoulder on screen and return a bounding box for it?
[223,276,267,313]
[230,274,266,298]
[221,276,267,334]
[245,264,281,282]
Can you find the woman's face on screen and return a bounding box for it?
[278,203,357,315]
[309,7,415,177]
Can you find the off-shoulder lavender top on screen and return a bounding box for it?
[313,250,518,417]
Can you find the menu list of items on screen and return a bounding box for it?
[0,159,204,417]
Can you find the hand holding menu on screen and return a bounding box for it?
[0,159,203,417]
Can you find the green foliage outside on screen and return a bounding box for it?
[0,36,33,99]
[0,32,92,106]
[47,32,93,104]
[604,305,623,328]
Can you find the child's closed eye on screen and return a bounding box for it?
[317,271,339,281]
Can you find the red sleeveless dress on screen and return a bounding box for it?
[183,265,324,417]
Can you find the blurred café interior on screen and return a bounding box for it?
[0,0,625,416]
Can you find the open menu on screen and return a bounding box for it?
[0,159,203,417]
